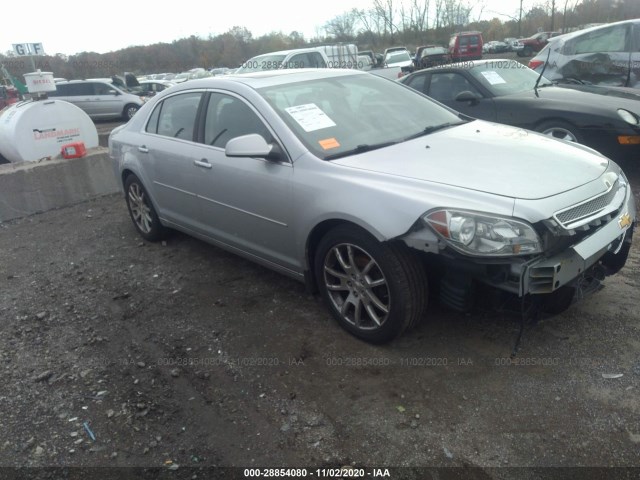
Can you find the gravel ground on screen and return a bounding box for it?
[1,159,640,479]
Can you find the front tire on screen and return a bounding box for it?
[124,174,165,242]
[314,225,427,343]
[535,120,583,143]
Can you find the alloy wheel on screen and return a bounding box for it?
[541,127,578,142]
[128,182,153,234]
[323,243,390,330]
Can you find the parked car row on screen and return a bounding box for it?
[483,40,510,54]
[47,78,146,120]
[513,31,563,57]
[529,18,640,89]
[109,68,635,344]
[399,59,640,161]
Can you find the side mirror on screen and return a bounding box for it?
[225,134,282,161]
[455,90,479,104]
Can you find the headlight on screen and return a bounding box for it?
[424,209,542,256]
[618,109,639,126]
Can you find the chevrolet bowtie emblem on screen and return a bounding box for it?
[619,213,632,229]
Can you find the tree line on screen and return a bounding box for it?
[1,0,638,81]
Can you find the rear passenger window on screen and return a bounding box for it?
[146,92,202,141]
[288,53,308,69]
[93,83,118,95]
[571,24,629,54]
[65,83,93,96]
[405,73,427,94]
[308,52,327,68]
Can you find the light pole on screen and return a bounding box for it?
[518,0,523,37]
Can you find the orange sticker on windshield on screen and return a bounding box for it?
[319,138,340,150]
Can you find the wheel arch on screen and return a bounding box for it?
[533,117,584,142]
[121,168,135,188]
[120,169,161,214]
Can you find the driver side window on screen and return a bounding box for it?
[203,93,271,148]
[428,73,481,103]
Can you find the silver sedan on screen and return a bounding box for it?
[109,69,635,343]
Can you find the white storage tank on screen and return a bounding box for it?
[0,98,98,163]
[23,71,57,94]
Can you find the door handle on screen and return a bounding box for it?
[138,145,149,153]
[194,159,212,169]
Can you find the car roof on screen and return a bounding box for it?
[549,19,640,42]
[420,59,494,70]
[172,68,367,89]
[140,79,174,84]
[56,78,113,84]
[251,48,321,58]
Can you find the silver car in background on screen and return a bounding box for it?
[48,79,146,120]
[109,69,635,343]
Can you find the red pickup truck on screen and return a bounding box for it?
[515,31,562,57]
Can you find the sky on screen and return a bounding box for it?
[2,0,524,56]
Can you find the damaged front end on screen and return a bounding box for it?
[400,169,635,315]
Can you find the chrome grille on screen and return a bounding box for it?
[555,186,618,226]
[553,177,624,230]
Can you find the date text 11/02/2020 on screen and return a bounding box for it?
[243,468,391,477]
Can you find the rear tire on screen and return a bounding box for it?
[123,103,139,121]
[314,225,427,343]
[124,174,165,242]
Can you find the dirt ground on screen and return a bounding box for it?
[1,159,640,479]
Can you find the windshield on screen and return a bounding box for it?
[423,47,447,56]
[236,54,288,74]
[386,51,411,63]
[258,73,464,160]
[468,61,553,96]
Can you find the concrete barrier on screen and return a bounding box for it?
[0,147,121,222]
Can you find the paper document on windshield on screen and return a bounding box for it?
[480,71,507,85]
[285,103,336,132]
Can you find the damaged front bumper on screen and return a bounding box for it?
[522,178,635,296]
[403,173,635,310]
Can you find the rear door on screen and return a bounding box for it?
[92,82,123,118]
[467,34,483,60]
[140,91,206,230]
[64,82,96,116]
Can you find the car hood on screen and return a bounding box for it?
[387,59,413,67]
[555,83,640,102]
[331,121,609,200]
